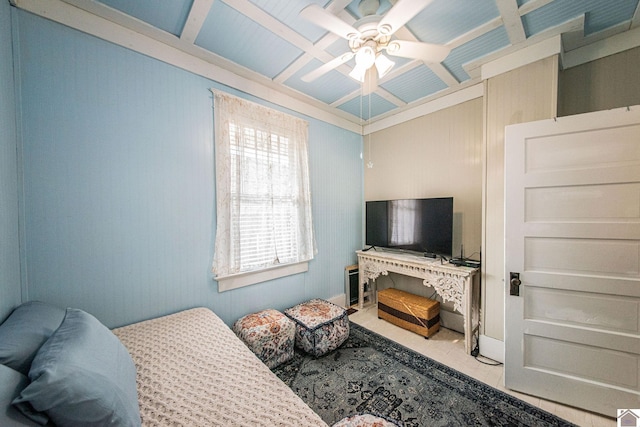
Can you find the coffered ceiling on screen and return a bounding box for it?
[13,0,640,130]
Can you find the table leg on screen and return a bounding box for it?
[464,276,472,354]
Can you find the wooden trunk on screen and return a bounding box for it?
[377,288,440,338]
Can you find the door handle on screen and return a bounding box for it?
[510,272,521,296]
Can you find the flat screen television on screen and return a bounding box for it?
[365,197,453,256]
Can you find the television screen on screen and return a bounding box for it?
[365,197,453,256]
[365,201,388,247]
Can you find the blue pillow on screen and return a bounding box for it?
[0,365,41,426]
[12,308,141,427]
[0,302,66,375]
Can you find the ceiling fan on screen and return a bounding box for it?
[299,0,451,88]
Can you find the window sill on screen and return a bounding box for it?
[215,261,309,292]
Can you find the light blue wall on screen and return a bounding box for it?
[12,10,363,328]
[0,3,22,321]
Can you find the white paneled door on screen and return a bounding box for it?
[504,106,640,416]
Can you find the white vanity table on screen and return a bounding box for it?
[356,249,480,355]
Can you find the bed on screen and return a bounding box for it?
[0,301,328,427]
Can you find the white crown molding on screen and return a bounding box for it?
[481,35,562,81]
[364,82,484,134]
[466,15,583,79]
[561,25,640,70]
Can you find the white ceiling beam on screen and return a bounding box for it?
[378,60,422,84]
[181,0,214,44]
[427,63,459,87]
[496,0,526,45]
[519,0,556,16]
[448,16,503,50]
[518,0,554,16]
[274,52,313,84]
[463,15,583,77]
[273,30,342,84]
[481,35,561,80]
[223,0,362,87]
[222,0,314,52]
[562,25,640,69]
[561,17,637,51]
[274,4,357,85]
[364,82,484,134]
[375,88,406,107]
[330,84,405,111]
[326,0,356,14]
[330,92,359,109]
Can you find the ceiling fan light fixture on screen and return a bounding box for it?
[374,54,394,79]
[299,0,448,82]
[349,63,368,82]
[354,46,376,69]
[377,23,393,35]
[386,41,400,54]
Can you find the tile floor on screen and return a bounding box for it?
[348,304,616,427]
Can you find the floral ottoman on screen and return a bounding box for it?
[332,414,400,427]
[232,309,295,369]
[284,299,349,357]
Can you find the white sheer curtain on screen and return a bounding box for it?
[211,90,316,280]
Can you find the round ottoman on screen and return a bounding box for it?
[232,309,295,369]
[284,299,349,357]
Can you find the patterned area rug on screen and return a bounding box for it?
[273,323,576,427]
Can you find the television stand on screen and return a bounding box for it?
[356,249,480,355]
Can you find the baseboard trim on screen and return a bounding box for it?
[328,293,347,308]
[479,334,504,364]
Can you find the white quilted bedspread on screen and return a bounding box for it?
[113,308,328,427]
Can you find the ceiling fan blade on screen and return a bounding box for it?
[301,52,354,82]
[299,4,360,40]
[377,0,434,35]
[386,40,451,63]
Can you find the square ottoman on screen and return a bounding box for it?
[284,299,349,357]
[232,309,295,369]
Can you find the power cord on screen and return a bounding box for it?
[471,344,479,357]
[474,354,503,366]
[471,331,502,366]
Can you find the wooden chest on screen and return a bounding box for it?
[377,288,440,338]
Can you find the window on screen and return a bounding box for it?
[211,90,316,290]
